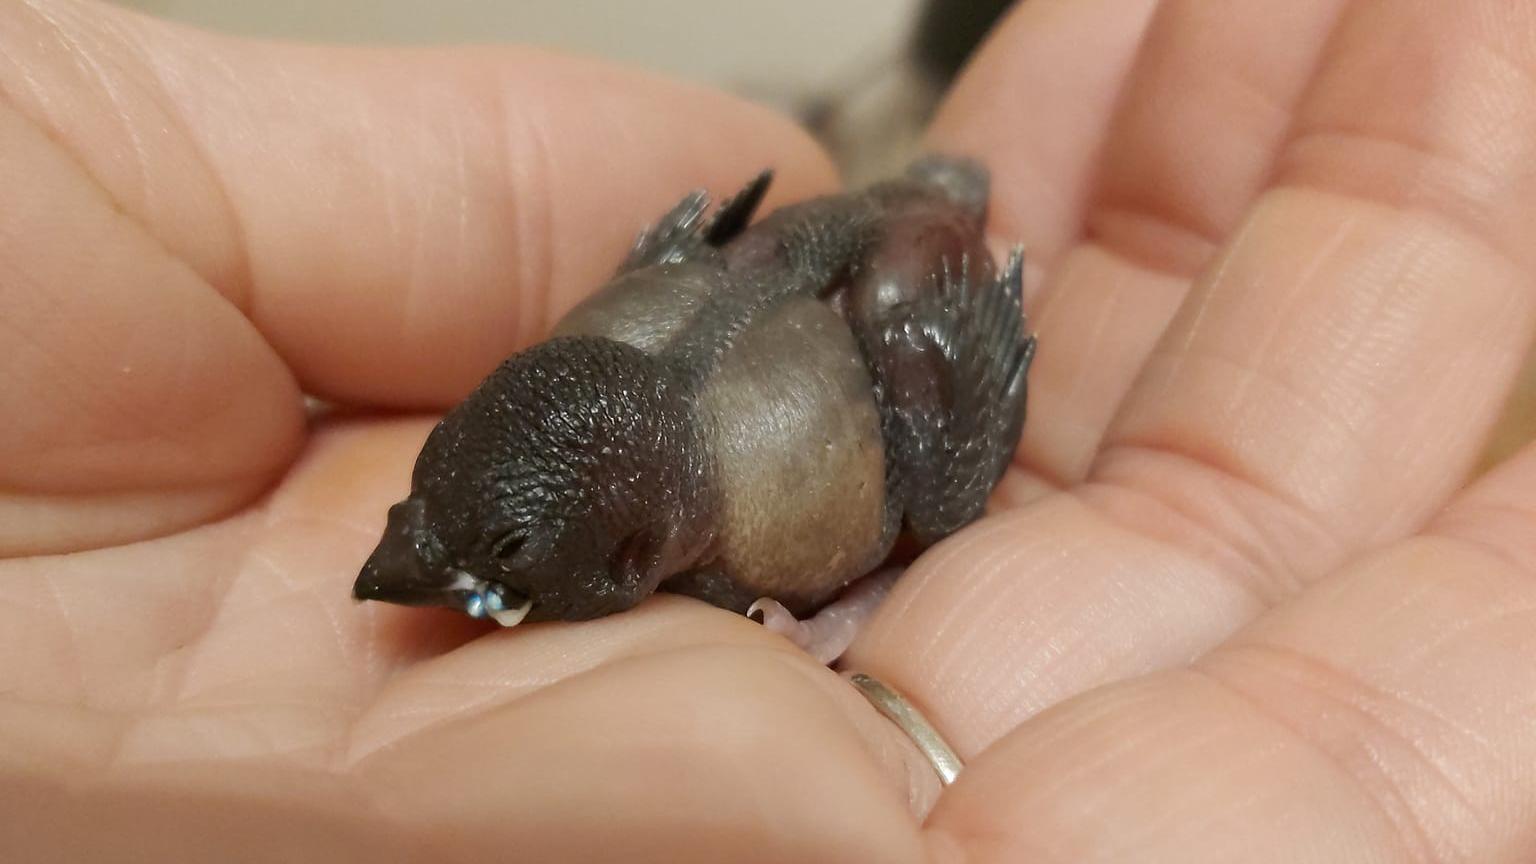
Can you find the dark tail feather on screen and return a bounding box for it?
[705,169,774,246]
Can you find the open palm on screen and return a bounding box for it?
[5,1,1536,861]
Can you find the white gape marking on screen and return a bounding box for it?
[489,596,534,628]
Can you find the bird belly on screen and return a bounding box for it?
[695,296,891,613]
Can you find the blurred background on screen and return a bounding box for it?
[107,0,1536,464]
[112,0,1014,184]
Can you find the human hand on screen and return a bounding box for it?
[842,0,1536,859]
[5,1,1536,862]
[0,3,925,860]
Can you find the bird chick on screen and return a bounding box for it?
[354,156,1036,652]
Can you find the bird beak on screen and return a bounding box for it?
[353,499,457,608]
[354,499,535,625]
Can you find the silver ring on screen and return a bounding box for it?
[845,672,963,785]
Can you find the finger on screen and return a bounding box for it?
[850,0,1536,752]
[926,0,1158,270]
[353,648,929,863]
[2,0,836,408]
[1,644,931,863]
[934,0,1346,484]
[1098,0,1536,579]
[0,1,833,550]
[0,93,305,555]
[926,440,1536,863]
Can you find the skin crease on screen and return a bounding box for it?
[2,1,1536,863]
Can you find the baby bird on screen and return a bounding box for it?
[353,155,1036,652]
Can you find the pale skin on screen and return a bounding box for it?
[3,0,1536,860]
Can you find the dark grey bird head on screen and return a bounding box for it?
[353,336,704,626]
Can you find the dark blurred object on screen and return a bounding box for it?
[911,0,1016,86]
[798,0,1016,182]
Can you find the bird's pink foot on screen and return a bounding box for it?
[749,568,900,665]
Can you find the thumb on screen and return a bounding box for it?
[0,0,834,555]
